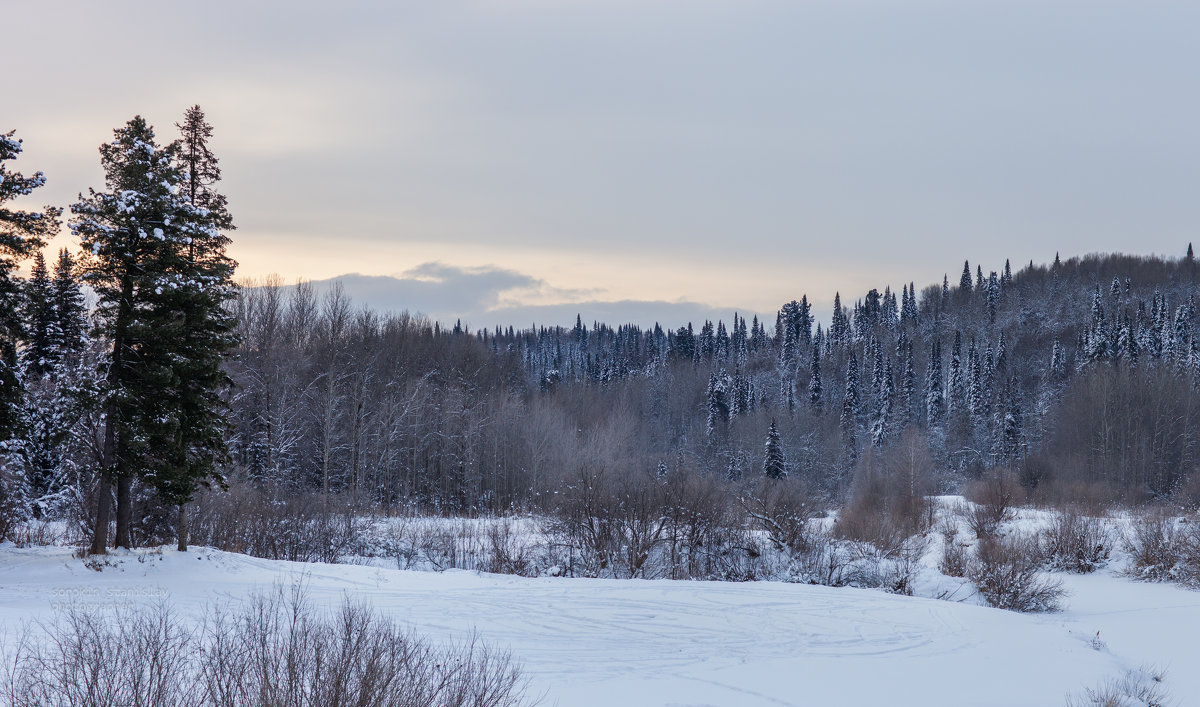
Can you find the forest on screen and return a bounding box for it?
[3,111,1200,563]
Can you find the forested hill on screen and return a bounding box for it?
[7,114,1197,552]
[223,248,1200,513]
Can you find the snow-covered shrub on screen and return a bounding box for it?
[837,442,935,551]
[662,472,756,581]
[1065,667,1171,707]
[544,465,670,579]
[486,519,538,577]
[1038,509,1111,573]
[938,520,970,578]
[188,480,369,564]
[1,585,535,707]
[963,469,1025,540]
[842,534,929,595]
[1123,512,1200,586]
[738,478,821,558]
[969,534,1065,612]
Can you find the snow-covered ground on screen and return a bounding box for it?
[1,538,1197,706]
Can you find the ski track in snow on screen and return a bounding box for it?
[1,545,1198,706]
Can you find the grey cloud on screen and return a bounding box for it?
[300,266,756,330]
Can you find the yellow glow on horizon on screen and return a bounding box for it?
[228,230,884,314]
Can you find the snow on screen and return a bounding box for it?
[1,542,1196,706]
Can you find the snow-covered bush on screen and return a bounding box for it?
[963,469,1025,540]
[1123,512,1200,586]
[968,534,1065,612]
[1038,509,1111,573]
[938,519,970,578]
[836,441,935,551]
[738,478,822,558]
[1065,667,1171,707]
[0,585,535,707]
[187,480,369,564]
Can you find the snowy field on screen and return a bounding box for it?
[1,537,1198,706]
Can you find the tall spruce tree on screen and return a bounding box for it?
[19,252,58,378]
[1,131,60,529]
[71,116,215,553]
[926,338,944,428]
[51,250,86,357]
[1,131,60,444]
[808,345,822,410]
[165,106,238,551]
[763,418,786,479]
[19,250,90,519]
[841,351,861,465]
[948,331,965,414]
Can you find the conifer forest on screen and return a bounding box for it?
[4,112,1200,555]
[8,109,1200,707]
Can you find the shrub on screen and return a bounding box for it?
[963,469,1025,539]
[968,534,1065,612]
[663,472,756,581]
[188,480,368,564]
[938,520,969,578]
[1039,509,1111,573]
[486,519,538,577]
[837,442,935,551]
[1123,511,1200,586]
[738,478,821,558]
[1,585,535,707]
[1064,667,1171,707]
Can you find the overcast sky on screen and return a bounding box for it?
[8,1,1200,327]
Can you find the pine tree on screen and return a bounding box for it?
[51,250,86,357]
[986,271,1000,321]
[19,252,58,378]
[830,293,848,349]
[1,131,60,529]
[23,249,91,521]
[948,331,965,414]
[163,106,238,551]
[705,369,731,436]
[900,341,916,428]
[841,351,861,463]
[1,131,60,446]
[926,338,944,428]
[71,116,214,553]
[763,418,786,479]
[779,316,797,372]
[808,344,822,410]
[994,377,1023,464]
[967,339,984,422]
[959,261,972,291]
[871,356,893,447]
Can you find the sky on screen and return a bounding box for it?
[7,0,1200,328]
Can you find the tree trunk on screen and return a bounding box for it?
[115,474,132,548]
[90,481,113,555]
[91,396,120,555]
[176,503,188,552]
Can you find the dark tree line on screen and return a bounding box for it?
[217,249,1200,516]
